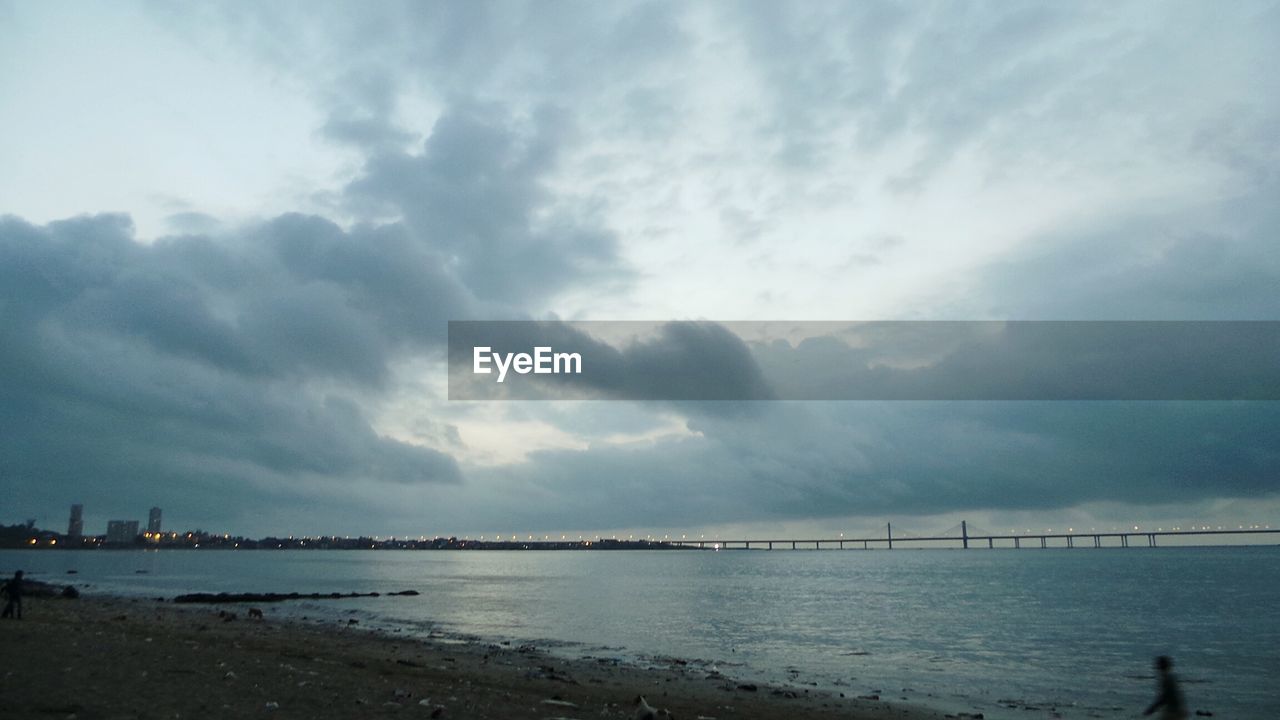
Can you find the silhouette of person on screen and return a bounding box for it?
[1143,655,1187,720]
[1,570,24,619]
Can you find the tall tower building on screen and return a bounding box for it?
[68,504,84,538]
[147,507,162,534]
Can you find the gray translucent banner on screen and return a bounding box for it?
[447,321,1280,401]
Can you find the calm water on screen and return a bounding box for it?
[4,546,1277,718]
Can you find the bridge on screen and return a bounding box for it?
[669,521,1280,550]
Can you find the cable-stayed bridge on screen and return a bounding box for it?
[668,521,1279,550]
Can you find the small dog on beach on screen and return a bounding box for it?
[633,695,674,720]
[247,607,264,620]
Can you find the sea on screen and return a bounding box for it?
[3,546,1277,718]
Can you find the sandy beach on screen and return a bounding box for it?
[0,594,953,720]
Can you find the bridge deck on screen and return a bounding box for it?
[671,528,1279,549]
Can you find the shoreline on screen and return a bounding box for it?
[0,594,955,720]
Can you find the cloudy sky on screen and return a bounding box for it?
[3,0,1278,539]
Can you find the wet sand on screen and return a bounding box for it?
[0,595,956,720]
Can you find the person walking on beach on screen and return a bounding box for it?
[1143,655,1187,720]
[1,570,24,619]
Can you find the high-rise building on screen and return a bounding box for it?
[106,520,139,544]
[147,507,162,534]
[68,504,84,538]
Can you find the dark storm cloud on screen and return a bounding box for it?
[13,212,471,385]
[1,77,637,529]
[448,321,1280,400]
[346,106,626,303]
[0,122,630,529]
[462,401,1280,532]
[0,213,466,522]
[754,322,1280,400]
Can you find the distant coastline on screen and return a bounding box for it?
[6,521,1277,551]
[1,524,691,551]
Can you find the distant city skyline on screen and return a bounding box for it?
[58,503,163,542]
